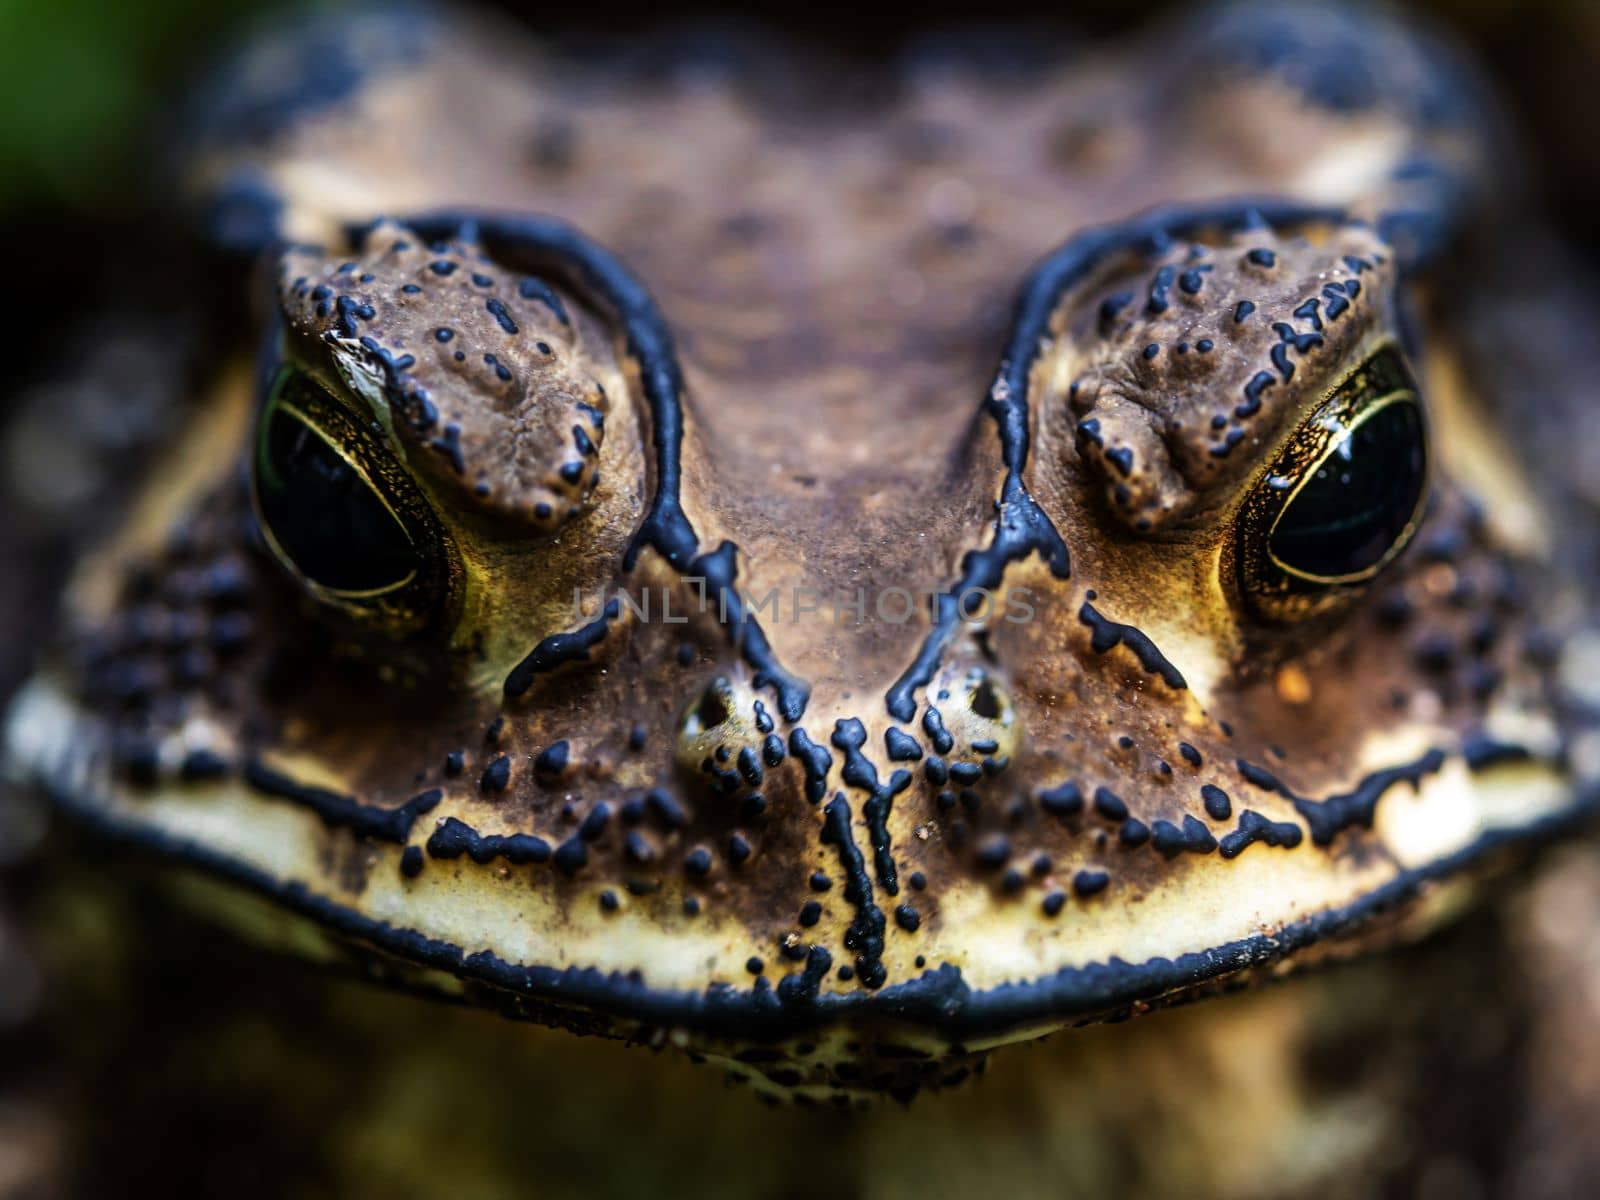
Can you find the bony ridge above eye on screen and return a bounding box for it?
[259,217,653,689]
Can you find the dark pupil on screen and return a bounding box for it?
[1269,400,1425,580]
[256,406,418,593]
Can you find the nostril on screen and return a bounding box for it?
[926,665,1021,770]
[694,682,732,732]
[675,676,775,804]
[970,676,1002,721]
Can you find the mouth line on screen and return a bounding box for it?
[33,753,1596,1046]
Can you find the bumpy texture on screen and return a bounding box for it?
[1066,223,1392,530]
[279,222,616,530]
[7,0,1597,1101]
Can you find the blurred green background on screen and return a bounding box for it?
[0,0,240,218]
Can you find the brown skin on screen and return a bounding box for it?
[5,2,1593,1099]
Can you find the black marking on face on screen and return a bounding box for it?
[534,740,572,785]
[885,728,922,761]
[504,597,623,698]
[1092,787,1128,822]
[883,248,1082,721]
[39,745,1597,1055]
[553,837,587,874]
[1461,730,1535,771]
[1218,810,1304,859]
[820,794,887,989]
[922,707,955,754]
[787,728,832,804]
[427,816,553,866]
[1038,781,1084,817]
[399,845,424,877]
[685,541,809,723]
[1201,784,1231,820]
[1236,750,1447,845]
[1073,869,1110,897]
[888,200,1401,726]
[1149,815,1218,858]
[831,718,912,896]
[180,749,232,782]
[244,760,440,844]
[392,214,812,722]
[480,755,511,793]
[774,944,833,1005]
[1077,592,1187,690]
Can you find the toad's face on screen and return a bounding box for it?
[7,1,1595,1099]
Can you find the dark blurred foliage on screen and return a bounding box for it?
[2,0,1599,248]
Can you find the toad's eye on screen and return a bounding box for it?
[1268,400,1425,579]
[1236,344,1428,620]
[256,403,415,593]
[252,365,456,635]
